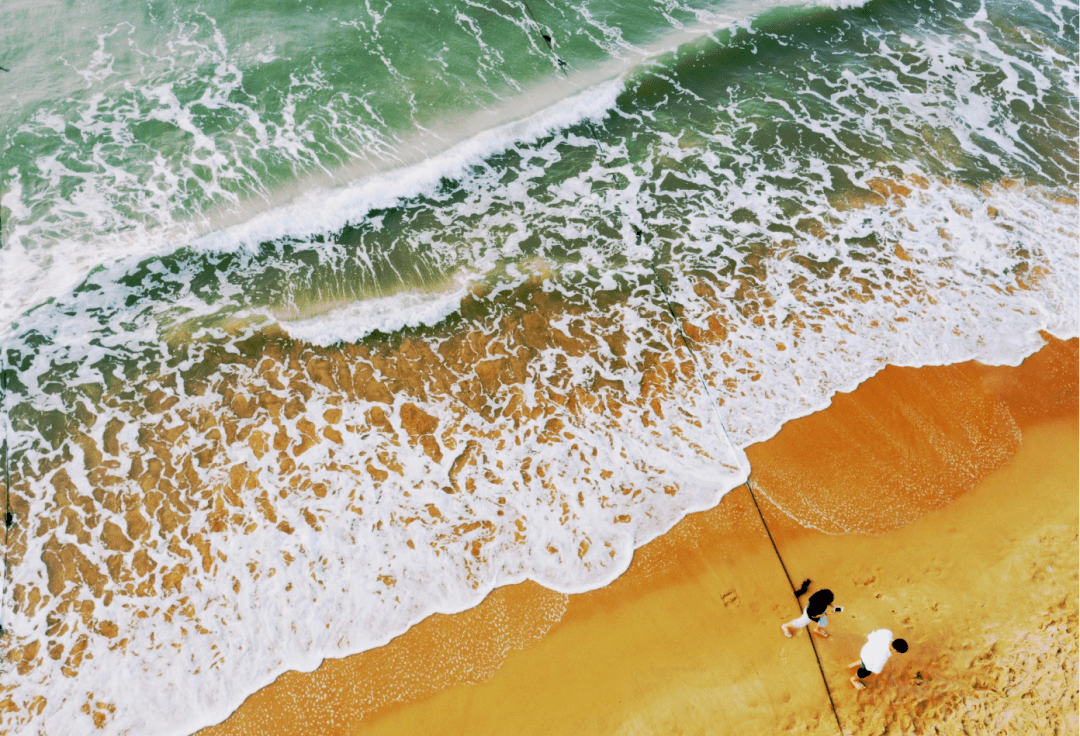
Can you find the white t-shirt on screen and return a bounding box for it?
[860,629,894,674]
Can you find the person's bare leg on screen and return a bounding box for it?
[850,675,866,690]
[781,623,795,637]
[813,625,829,639]
[847,661,862,669]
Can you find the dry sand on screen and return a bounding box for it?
[199,336,1078,736]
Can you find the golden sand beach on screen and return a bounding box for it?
[199,336,1077,736]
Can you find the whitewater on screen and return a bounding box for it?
[0,0,1076,732]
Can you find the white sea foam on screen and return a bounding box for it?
[0,1,1077,734]
[0,0,870,336]
[276,275,475,345]
[8,172,1073,735]
[188,78,626,256]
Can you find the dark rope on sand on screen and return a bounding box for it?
[635,223,845,735]
[744,477,845,735]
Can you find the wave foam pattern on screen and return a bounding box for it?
[0,0,797,329]
[0,0,1078,733]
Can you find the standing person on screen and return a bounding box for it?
[848,629,908,689]
[781,587,841,639]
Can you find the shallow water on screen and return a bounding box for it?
[0,0,1077,732]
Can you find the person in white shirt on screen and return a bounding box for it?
[848,629,908,689]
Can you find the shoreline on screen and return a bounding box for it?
[2,0,1076,727]
[198,336,1078,736]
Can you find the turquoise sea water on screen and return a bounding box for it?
[0,0,1076,732]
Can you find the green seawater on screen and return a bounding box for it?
[0,0,1076,733]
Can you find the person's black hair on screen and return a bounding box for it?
[893,638,908,653]
[807,589,834,608]
[794,579,811,597]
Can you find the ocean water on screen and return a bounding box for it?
[0,0,1076,732]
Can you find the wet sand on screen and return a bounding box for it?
[198,336,1077,736]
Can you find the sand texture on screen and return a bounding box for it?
[198,336,1078,735]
